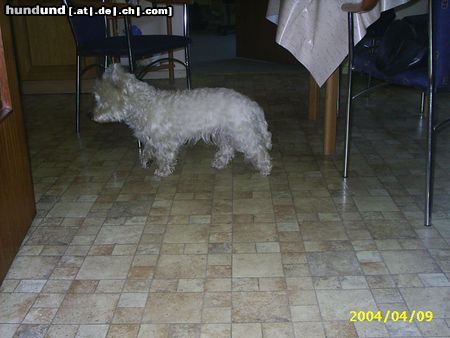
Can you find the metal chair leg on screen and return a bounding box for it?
[420,91,426,119]
[343,12,355,178]
[424,0,434,227]
[185,45,192,90]
[425,91,434,226]
[124,17,135,74]
[183,3,191,90]
[76,54,81,134]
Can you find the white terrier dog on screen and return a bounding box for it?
[92,64,272,177]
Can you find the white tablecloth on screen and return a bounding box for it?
[267,0,409,86]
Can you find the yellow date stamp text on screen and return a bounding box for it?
[350,310,433,323]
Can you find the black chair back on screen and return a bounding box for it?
[63,0,108,48]
[433,0,450,90]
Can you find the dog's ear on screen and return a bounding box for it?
[102,63,123,81]
[107,63,125,85]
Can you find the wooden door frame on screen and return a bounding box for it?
[0,12,36,282]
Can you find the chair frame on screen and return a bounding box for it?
[342,0,450,226]
[64,0,192,134]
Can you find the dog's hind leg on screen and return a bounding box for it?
[212,142,234,170]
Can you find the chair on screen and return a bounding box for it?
[342,0,450,226]
[63,0,192,133]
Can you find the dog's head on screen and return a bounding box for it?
[92,64,136,123]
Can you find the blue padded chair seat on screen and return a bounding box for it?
[78,35,191,58]
[353,49,428,89]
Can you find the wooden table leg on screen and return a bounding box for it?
[308,74,320,121]
[324,69,339,155]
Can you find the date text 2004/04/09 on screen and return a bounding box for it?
[350,310,434,323]
[4,4,173,17]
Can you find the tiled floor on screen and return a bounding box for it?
[1,69,450,338]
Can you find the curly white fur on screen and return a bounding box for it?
[93,64,272,177]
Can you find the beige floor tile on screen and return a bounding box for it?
[155,255,207,279]
[354,321,389,338]
[54,293,119,324]
[76,324,109,337]
[200,323,230,338]
[353,196,399,212]
[112,307,144,324]
[0,293,37,323]
[290,305,321,322]
[171,200,211,215]
[233,199,273,215]
[292,322,325,338]
[117,293,148,308]
[48,202,94,217]
[202,307,231,323]
[26,227,78,246]
[163,224,209,243]
[33,293,65,308]
[307,252,362,276]
[232,253,284,277]
[316,289,377,321]
[45,324,79,338]
[137,324,169,338]
[23,307,58,324]
[232,292,290,322]
[142,293,203,323]
[233,223,277,243]
[400,287,450,318]
[261,323,294,338]
[300,222,348,241]
[203,292,231,308]
[0,324,19,338]
[15,279,46,293]
[95,226,144,245]
[107,324,140,338]
[232,323,262,338]
[323,321,358,337]
[178,279,205,292]
[381,250,441,274]
[14,324,48,338]
[6,256,59,279]
[417,318,450,337]
[76,256,133,279]
[293,198,336,213]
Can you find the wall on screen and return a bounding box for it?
[396,0,427,18]
[131,4,187,79]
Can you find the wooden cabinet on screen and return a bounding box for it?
[11,0,78,80]
[235,0,298,64]
[0,13,36,282]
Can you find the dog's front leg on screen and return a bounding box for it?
[153,144,179,177]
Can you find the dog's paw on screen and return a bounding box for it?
[259,169,271,176]
[154,168,172,177]
[258,164,272,176]
[211,159,228,170]
[141,158,153,169]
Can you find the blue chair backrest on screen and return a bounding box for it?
[63,0,107,46]
[433,0,450,90]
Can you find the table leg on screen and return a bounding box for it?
[324,69,339,155]
[308,74,320,121]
